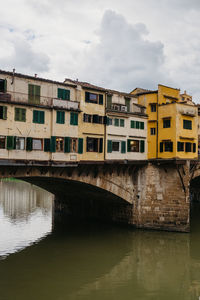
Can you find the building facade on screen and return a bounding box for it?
[132,84,198,160]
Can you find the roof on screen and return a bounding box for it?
[0,69,77,88]
[130,87,158,96]
[64,78,137,98]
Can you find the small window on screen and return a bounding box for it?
[177,142,184,152]
[114,118,119,127]
[128,140,139,152]
[57,88,70,100]
[83,114,92,123]
[0,136,6,149]
[0,106,7,120]
[28,84,40,104]
[0,79,7,93]
[163,119,171,128]
[86,137,103,152]
[120,119,124,127]
[185,142,192,152]
[150,128,156,135]
[32,138,43,150]
[56,137,64,152]
[183,120,192,130]
[85,92,103,105]
[15,108,26,122]
[70,138,78,153]
[112,141,120,152]
[33,110,45,124]
[150,104,156,112]
[70,112,78,125]
[56,111,65,124]
[164,141,173,152]
[16,137,25,150]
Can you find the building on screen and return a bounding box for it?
[105,90,148,161]
[132,84,198,160]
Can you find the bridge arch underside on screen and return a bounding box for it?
[190,175,200,203]
[19,177,134,225]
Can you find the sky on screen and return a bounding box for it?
[1,0,200,101]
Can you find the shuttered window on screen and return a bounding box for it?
[6,136,15,150]
[50,136,56,152]
[114,118,119,126]
[121,141,126,153]
[140,122,144,129]
[0,106,7,120]
[64,137,70,153]
[125,98,130,112]
[33,110,45,124]
[28,84,40,104]
[130,120,135,128]
[70,112,78,125]
[183,120,192,130]
[15,108,26,122]
[163,119,171,128]
[177,142,184,152]
[78,138,83,154]
[193,143,196,153]
[26,137,33,151]
[44,139,50,152]
[185,142,192,152]
[107,140,112,153]
[56,111,65,124]
[120,119,124,127]
[0,79,7,93]
[140,140,145,153]
[57,88,70,100]
[107,95,112,109]
[136,121,140,129]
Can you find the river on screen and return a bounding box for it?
[0,180,200,300]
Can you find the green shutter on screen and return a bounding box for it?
[3,106,7,120]
[6,136,15,150]
[15,108,20,121]
[33,110,38,123]
[28,84,34,103]
[26,137,33,151]
[58,88,63,99]
[136,121,140,129]
[107,95,112,109]
[50,136,56,152]
[65,90,70,100]
[140,140,145,153]
[21,109,26,122]
[125,99,130,112]
[140,122,144,129]
[44,138,50,152]
[99,138,103,153]
[127,140,131,152]
[40,111,44,124]
[4,80,7,92]
[120,119,124,127]
[70,112,73,125]
[114,118,119,126]
[74,113,78,125]
[130,121,135,128]
[35,85,40,104]
[64,137,70,153]
[160,142,163,153]
[78,138,83,154]
[121,141,126,153]
[107,140,112,153]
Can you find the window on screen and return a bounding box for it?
[16,137,25,150]
[70,112,78,125]
[56,137,64,152]
[0,136,6,149]
[165,141,173,152]
[0,79,7,93]
[71,138,78,153]
[56,111,65,124]
[28,84,40,104]
[112,141,120,152]
[57,88,70,100]
[107,95,112,109]
[32,138,43,150]
[150,128,156,135]
[127,140,139,152]
[86,137,103,153]
[140,122,144,129]
[183,120,192,130]
[150,104,156,112]
[177,142,184,152]
[130,120,135,128]
[163,119,171,128]
[85,92,103,105]
[33,110,45,124]
[114,118,119,127]
[0,106,7,120]
[185,142,192,152]
[15,108,26,122]
[107,117,112,125]
[120,119,125,127]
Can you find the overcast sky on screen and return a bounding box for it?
[1,0,200,101]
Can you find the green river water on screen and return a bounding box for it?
[0,180,200,300]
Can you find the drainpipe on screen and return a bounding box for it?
[156,93,159,159]
[104,93,107,162]
[11,68,15,85]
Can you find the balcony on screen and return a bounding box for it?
[52,98,79,110]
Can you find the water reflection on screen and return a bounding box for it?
[0,180,53,258]
[1,181,200,300]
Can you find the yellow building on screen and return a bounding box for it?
[132,84,198,160]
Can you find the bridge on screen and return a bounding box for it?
[0,158,200,232]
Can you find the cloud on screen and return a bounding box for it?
[78,10,168,92]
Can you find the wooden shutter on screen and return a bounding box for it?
[33,110,38,123]
[44,138,50,152]
[6,136,15,150]
[140,122,144,129]
[85,92,90,102]
[136,121,139,129]
[50,136,56,152]
[35,85,40,104]
[131,121,135,128]
[127,140,131,152]
[99,94,103,105]
[140,140,145,153]
[93,115,98,123]
[15,108,20,121]
[70,112,74,125]
[177,142,181,152]
[40,111,44,124]
[3,106,7,120]
[193,143,196,153]
[65,90,70,100]
[74,113,78,125]
[120,119,124,127]
[28,84,34,102]
[107,95,112,109]
[26,137,33,151]
[58,88,63,99]
[121,141,126,153]
[78,138,83,154]
[160,142,163,153]
[107,140,112,153]
[4,79,7,92]
[99,138,103,153]
[125,99,130,112]
[64,137,70,153]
